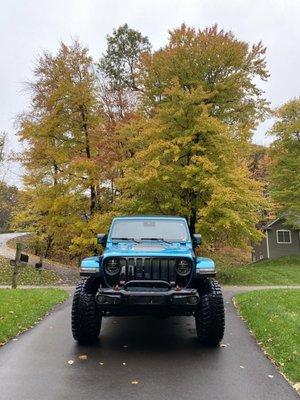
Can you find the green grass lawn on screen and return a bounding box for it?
[217,255,300,285]
[235,289,300,384]
[0,288,68,344]
[0,256,61,285]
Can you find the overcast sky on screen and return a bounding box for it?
[1,0,299,186]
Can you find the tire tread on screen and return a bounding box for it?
[71,280,101,343]
[195,278,225,346]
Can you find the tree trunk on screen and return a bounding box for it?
[80,106,97,216]
[189,207,197,235]
[44,235,53,259]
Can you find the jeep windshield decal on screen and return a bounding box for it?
[109,218,190,242]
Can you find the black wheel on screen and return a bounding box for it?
[195,278,225,346]
[71,278,102,343]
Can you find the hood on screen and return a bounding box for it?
[103,241,194,259]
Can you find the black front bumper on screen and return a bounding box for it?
[95,280,199,316]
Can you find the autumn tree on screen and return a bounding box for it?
[268,98,300,226]
[15,41,114,259]
[115,25,269,246]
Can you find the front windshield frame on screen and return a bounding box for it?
[108,218,191,243]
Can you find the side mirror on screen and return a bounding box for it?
[192,234,202,248]
[97,233,107,247]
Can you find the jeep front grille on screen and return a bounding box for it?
[103,257,193,288]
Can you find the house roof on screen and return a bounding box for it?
[261,216,300,230]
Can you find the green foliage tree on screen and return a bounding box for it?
[268,98,300,226]
[115,25,269,246]
[97,24,152,204]
[0,134,19,233]
[0,182,18,232]
[99,23,151,91]
[0,133,4,162]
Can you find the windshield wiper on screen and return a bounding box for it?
[111,237,140,243]
[140,237,172,244]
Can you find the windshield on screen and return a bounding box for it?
[110,219,190,242]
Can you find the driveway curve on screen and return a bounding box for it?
[0,232,78,284]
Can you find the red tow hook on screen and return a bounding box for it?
[175,285,182,291]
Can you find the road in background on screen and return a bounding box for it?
[0,232,78,283]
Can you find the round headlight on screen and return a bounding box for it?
[105,258,120,276]
[176,259,191,276]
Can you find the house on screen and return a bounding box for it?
[252,217,300,261]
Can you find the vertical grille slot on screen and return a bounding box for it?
[104,257,192,288]
[160,259,168,281]
[151,258,159,280]
[136,258,143,279]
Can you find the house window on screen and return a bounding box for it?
[276,230,292,244]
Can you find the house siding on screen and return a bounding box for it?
[267,220,300,259]
[252,236,268,261]
[252,219,300,261]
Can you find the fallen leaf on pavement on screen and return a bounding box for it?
[293,382,300,392]
[79,355,88,360]
[131,380,139,385]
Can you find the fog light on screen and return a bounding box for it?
[97,295,107,304]
[187,295,199,305]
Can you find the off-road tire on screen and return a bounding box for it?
[195,278,225,346]
[71,279,102,343]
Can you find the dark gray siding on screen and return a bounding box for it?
[252,237,268,261]
[267,220,300,259]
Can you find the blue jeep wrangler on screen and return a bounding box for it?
[71,216,225,346]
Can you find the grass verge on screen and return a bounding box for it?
[235,289,300,385]
[0,256,61,285]
[217,255,300,285]
[0,288,68,344]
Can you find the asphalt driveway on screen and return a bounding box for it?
[0,288,298,400]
